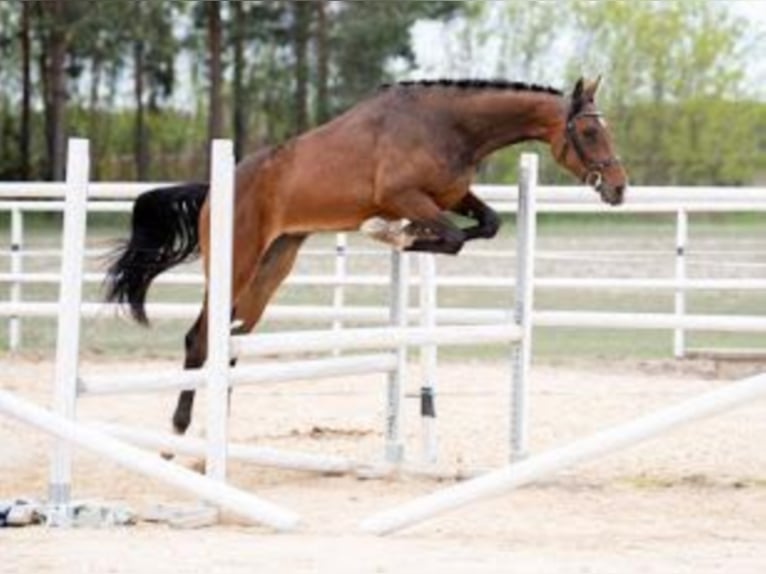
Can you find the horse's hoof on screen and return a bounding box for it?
[359,217,414,249]
[160,450,175,461]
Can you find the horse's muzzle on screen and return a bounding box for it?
[595,181,625,206]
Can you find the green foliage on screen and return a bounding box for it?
[480,0,766,186]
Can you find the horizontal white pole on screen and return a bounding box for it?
[4,302,764,334]
[534,311,766,332]
[2,182,764,203]
[1,188,766,215]
[79,353,398,395]
[0,182,177,200]
[536,277,766,291]
[92,422,352,474]
[0,200,134,213]
[361,372,766,535]
[0,389,299,530]
[489,202,766,214]
[430,277,766,291]
[2,199,765,215]
[232,324,522,358]
[79,368,206,394]
[0,302,201,319]
[0,247,116,258]
[3,271,766,292]
[0,271,205,285]
[473,184,766,203]
[4,246,764,261]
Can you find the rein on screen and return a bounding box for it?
[559,110,621,187]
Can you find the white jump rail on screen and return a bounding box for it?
[533,311,766,332]
[230,324,523,357]
[79,353,399,395]
[0,389,299,530]
[92,422,351,474]
[360,371,766,535]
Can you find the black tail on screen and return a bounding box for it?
[105,183,209,325]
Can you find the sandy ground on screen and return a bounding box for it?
[1,356,765,573]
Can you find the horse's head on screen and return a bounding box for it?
[550,76,628,205]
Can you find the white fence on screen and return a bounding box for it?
[2,169,765,358]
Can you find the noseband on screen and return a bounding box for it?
[559,110,621,186]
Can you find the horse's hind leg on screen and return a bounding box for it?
[171,301,208,436]
[170,233,306,439]
[232,233,308,334]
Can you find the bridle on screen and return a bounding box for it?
[558,109,621,189]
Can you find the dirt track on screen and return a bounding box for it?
[2,357,765,573]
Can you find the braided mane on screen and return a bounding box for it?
[381,79,563,96]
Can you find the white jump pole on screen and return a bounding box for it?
[9,207,23,352]
[93,422,352,474]
[80,353,399,395]
[48,138,89,525]
[386,250,409,463]
[510,153,537,461]
[419,253,438,463]
[0,390,299,531]
[674,208,688,358]
[332,232,348,355]
[206,140,235,489]
[232,324,522,357]
[361,371,766,535]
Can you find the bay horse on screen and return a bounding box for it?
[105,76,628,438]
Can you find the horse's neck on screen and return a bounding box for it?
[448,91,566,162]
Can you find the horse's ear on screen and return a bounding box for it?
[570,77,585,115]
[583,75,602,102]
[572,77,585,103]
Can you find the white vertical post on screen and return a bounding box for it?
[385,249,409,463]
[49,138,90,525]
[674,209,688,359]
[9,208,23,352]
[419,253,438,463]
[510,153,537,462]
[206,140,235,490]
[332,232,347,355]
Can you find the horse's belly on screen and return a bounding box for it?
[282,188,375,233]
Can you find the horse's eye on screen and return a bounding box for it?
[583,127,599,143]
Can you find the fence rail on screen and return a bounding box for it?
[2,178,765,357]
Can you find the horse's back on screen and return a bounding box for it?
[232,90,466,233]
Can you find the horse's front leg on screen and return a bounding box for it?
[364,190,466,255]
[451,191,501,241]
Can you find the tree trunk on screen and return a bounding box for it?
[88,57,103,179]
[207,1,223,143]
[231,0,246,158]
[38,0,68,181]
[315,0,329,125]
[292,1,310,133]
[20,1,32,180]
[133,34,149,180]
